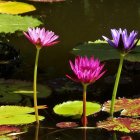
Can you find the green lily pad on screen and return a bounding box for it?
[0,1,36,14]
[53,101,101,117]
[72,40,140,62]
[97,117,140,133]
[0,106,45,125]
[0,114,44,125]
[102,98,140,117]
[0,79,52,98]
[0,14,42,33]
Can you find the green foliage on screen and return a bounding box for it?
[0,106,45,125]
[0,79,52,99]
[53,101,101,117]
[97,117,140,133]
[102,98,140,117]
[0,1,36,14]
[72,40,140,62]
[0,14,42,33]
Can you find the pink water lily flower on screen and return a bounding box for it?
[66,56,106,85]
[24,27,59,48]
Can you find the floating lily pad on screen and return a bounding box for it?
[53,101,101,117]
[72,40,140,62]
[102,98,140,117]
[0,1,36,14]
[97,117,140,133]
[56,122,78,128]
[0,79,52,98]
[0,126,20,135]
[0,114,44,125]
[0,14,42,33]
[0,106,45,125]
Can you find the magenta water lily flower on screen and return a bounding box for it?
[66,56,106,127]
[66,56,106,85]
[102,28,139,54]
[24,27,59,48]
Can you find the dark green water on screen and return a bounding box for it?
[7,0,140,81]
[2,0,140,140]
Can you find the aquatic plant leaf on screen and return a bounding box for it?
[56,122,78,128]
[72,40,140,62]
[0,126,20,135]
[0,114,44,125]
[0,14,42,33]
[53,101,101,117]
[0,92,22,104]
[102,98,140,117]
[0,1,36,14]
[0,135,13,140]
[0,106,45,125]
[29,0,65,2]
[0,79,52,98]
[97,117,140,133]
[0,106,34,115]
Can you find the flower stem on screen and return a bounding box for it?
[34,47,41,124]
[110,54,124,117]
[82,84,88,127]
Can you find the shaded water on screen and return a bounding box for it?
[1,0,140,140]
[5,0,140,81]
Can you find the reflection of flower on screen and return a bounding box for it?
[103,28,138,54]
[24,27,59,47]
[67,56,106,127]
[66,56,106,85]
[24,27,59,124]
[121,136,133,140]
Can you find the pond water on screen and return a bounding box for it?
[1,0,140,140]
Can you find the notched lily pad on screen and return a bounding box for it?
[102,98,140,117]
[53,101,101,117]
[0,79,52,98]
[0,106,45,125]
[72,40,140,62]
[0,14,42,33]
[97,117,140,133]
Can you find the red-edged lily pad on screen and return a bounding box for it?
[97,117,140,133]
[121,136,133,140]
[56,122,78,128]
[0,126,20,135]
[102,98,140,117]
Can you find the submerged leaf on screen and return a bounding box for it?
[97,117,140,133]
[0,14,42,33]
[0,79,52,98]
[72,40,140,62]
[0,1,36,14]
[102,98,140,117]
[53,101,101,117]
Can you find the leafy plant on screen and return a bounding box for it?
[72,40,140,62]
[0,79,52,99]
[0,1,36,14]
[0,106,45,125]
[0,14,42,33]
[102,98,140,117]
[97,117,140,133]
[53,101,101,117]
